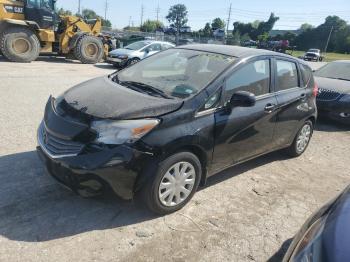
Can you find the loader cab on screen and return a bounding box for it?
[24,0,55,29]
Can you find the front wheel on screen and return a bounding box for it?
[127,57,140,67]
[74,35,104,64]
[286,120,313,157]
[141,152,202,215]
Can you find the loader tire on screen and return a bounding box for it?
[74,35,104,64]
[0,26,40,63]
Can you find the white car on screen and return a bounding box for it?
[303,49,324,62]
[106,40,175,68]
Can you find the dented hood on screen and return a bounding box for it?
[63,76,183,119]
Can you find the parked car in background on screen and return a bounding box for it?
[303,49,324,62]
[213,28,225,38]
[106,40,175,68]
[283,185,350,262]
[37,45,317,215]
[314,60,350,125]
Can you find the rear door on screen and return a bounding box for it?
[272,58,311,147]
[211,57,278,172]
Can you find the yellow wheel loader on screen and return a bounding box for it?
[0,0,107,63]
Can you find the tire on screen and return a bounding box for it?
[286,120,313,157]
[319,57,323,62]
[0,26,40,62]
[127,57,140,67]
[141,152,202,215]
[73,35,104,64]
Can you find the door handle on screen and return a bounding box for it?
[264,103,276,112]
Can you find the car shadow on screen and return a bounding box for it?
[267,238,293,262]
[0,149,289,243]
[315,118,350,132]
[94,63,119,70]
[0,151,156,242]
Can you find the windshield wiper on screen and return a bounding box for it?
[120,81,173,99]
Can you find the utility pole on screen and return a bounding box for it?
[78,0,81,15]
[324,26,334,55]
[129,16,132,28]
[156,3,160,22]
[140,5,144,26]
[104,0,108,21]
[226,3,232,35]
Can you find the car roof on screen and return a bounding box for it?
[176,44,298,60]
[142,40,174,45]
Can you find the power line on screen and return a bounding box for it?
[104,0,108,21]
[78,0,81,15]
[140,4,144,26]
[156,3,160,22]
[226,3,232,33]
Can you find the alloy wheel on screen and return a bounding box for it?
[296,124,311,153]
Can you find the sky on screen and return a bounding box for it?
[56,0,350,30]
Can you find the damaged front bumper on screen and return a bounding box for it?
[37,142,151,200]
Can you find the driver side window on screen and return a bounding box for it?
[225,59,270,101]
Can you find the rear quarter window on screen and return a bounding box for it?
[276,60,299,91]
[300,64,314,88]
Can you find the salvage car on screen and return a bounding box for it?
[303,49,324,62]
[315,60,350,125]
[106,40,174,68]
[283,185,350,262]
[37,45,317,214]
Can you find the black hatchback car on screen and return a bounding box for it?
[37,45,317,214]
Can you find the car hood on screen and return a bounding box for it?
[109,48,135,56]
[315,76,350,94]
[63,76,183,119]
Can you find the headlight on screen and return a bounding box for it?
[290,216,326,261]
[117,55,128,59]
[339,95,350,103]
[91,119,160,145]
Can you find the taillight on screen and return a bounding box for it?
[313,82,319,97]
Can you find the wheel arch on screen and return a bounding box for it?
[134,142,210,194]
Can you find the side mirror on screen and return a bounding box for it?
[229,91,256,108]
[144,48,150,53]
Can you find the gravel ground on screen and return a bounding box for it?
[0,57,349,262]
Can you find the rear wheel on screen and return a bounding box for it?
[141,152,201,215]
[0,26,40,62]
[74,35,104,64]
[286,120,313,157]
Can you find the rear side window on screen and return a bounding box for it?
[276,60,299,91]
[300,64,314,88]
[225,59,270,97]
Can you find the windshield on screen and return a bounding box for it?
[308,49,319,53]
[314,62,350,81]
[124,41,150,50]
[115,49,235,98]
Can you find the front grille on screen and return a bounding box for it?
[317,88,341,101]
[38,122,85,158]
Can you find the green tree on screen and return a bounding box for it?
[233,13,279,40]
[140,20,164,32]
[57,8,72,16]
[211,18,225,30]
[80,8,112,28]
[166,4,188,45]
[202,22,212,37]
[300,23,314,32]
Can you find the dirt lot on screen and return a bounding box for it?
[0,56,349,262]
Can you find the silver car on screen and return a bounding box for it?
[106,40,175,68]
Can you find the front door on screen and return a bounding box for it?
[211,58,278,173]
[25,0,55,29]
